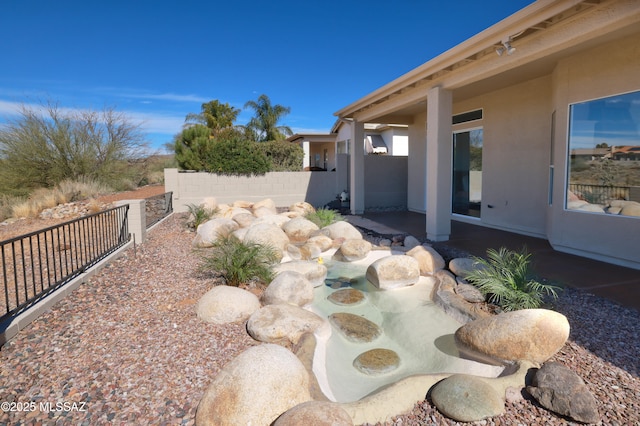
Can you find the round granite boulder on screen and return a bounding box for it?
[455,309,570,363]
[353,348,400,375]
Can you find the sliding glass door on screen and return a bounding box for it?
[452,129,483,217]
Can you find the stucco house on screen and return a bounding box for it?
[334,0,640,269]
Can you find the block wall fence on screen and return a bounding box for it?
[164,154,408,212]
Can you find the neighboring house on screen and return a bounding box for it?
[286,133,337,170]
[332,119,409,156]
[612,145,640,161]
[334,0,640,269]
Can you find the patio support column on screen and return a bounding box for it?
[350,120,365,214]
[426,86,452,241]
[302,141,310,169]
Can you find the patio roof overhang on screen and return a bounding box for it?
[334,0,640,124]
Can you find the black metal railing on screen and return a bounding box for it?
[568,183,630,205]
[145,191,173,229]
[1,205,130,321]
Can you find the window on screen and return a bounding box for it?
[566,90,640,217]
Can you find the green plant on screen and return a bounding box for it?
[200,236,279,287]
[305,207,344,228]
[464,247,560,312]
[256,140,304,171]
[186,203,217,230]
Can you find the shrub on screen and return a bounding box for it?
[464,247,561,312]
[256,140,303,171]
[200,236,279,287]
[206,137,271,176]
[305,207,344,228]
[186,203,217,230]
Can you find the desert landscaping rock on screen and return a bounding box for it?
[195,344,311,426]
[192,217,239,248]
[282,217,320,243]
[333,238,372,262]
[274,401,353,426]
[274,260,327,287]
[329,312,382,343]
[456,282,486,303]
[262,271,314,306]
[231,212,256,228]
[288,201,316,216]
[448,257,483,278]
[243,222,289,254]
[431,374,505,422]
[247,304,325,346]
[402,235,421,250]
[366,255,420,290]
[307,234,333,252]
[196,285,260,324]
[455,309,570,363]
[406,245,445,275]
[321,221,363,240]
[328,288,365,306]
[526,362,600,424]
[353,348,400,375]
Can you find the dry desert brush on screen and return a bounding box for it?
[465,247,561,312]
[200,236,279,287]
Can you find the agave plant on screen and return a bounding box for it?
[200,236,279,287]
[464,247,561,312]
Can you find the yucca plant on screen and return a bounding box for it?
[305,207,344,228]
[200,236,279,287]
[186,203,217,230]
[464,247,560,312]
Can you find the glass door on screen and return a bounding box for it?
[452,129,483,217]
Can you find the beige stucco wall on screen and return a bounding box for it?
[308,142,337,170]
[453,75,553,237]
[548,32,640,267]
[364,155,408,209]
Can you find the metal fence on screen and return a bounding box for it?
[1,205,130,321]
[568,183,630,205]
[145,191,173,229]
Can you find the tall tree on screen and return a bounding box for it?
[184,100,240,136]
[244,94,293,142]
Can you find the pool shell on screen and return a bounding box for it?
[301,248,505,404]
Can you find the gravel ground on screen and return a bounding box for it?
[1,212,639,425]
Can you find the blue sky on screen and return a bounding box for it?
[0,0,533,152]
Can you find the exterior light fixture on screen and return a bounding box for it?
[496,39,516,56]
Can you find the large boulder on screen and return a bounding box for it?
[431,374,505,422]
[449,257,484,279]
[193,218,239,248]
[366,255,420,290]
[274,401,352,426]
[620,201,640,217]
[328,312,382,343]
[288,201,316,216]
[262,271,314,306]
[321,221,362,240]
[247,304,325,346]
[526,362,600,424]
[407,245,445,275]
[221,207,253,219]
[333,239,372,262]
[307,235,333,252]
[252,198,278,216]
[195,344,311,426]
[282,217,320,244]
[274,260,327,287]
[232,212,256,228]
[244,222,289,254]
[455,309,570,363]
[253,214,290,228]
[196,286,260,324]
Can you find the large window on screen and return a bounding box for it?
[567,91,640,217]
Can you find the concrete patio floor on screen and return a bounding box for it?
[353,211,640,312]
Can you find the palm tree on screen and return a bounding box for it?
[185,100,240,136]
[244,94,293,142]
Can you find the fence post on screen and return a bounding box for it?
[117,200,146,243]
